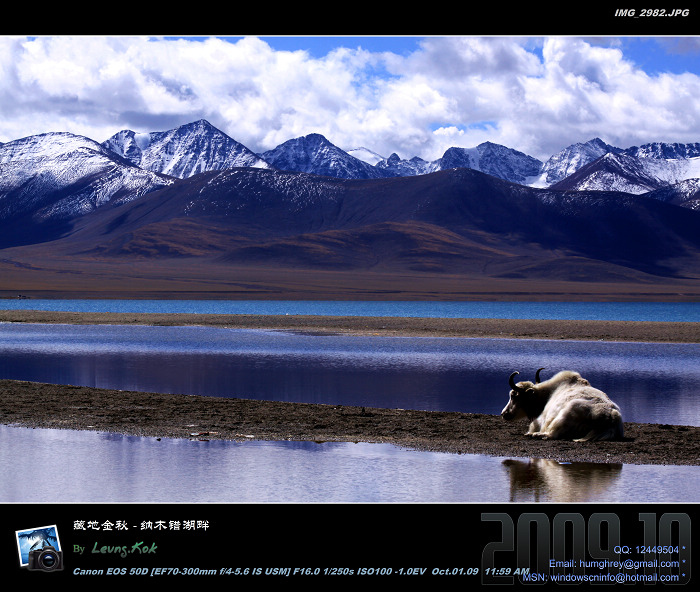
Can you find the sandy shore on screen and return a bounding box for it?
[1,310,698,466]
[2,379,699,466]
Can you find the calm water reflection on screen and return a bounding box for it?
[1,323,698,425]
[1,425,698,503]
[1,323,699,503]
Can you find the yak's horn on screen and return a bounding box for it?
[509,371,526,393]
[535,367,546,383]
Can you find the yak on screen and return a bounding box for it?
[501,368,624,442]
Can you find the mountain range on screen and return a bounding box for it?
[99,119,700,204]
[0,119,699,299]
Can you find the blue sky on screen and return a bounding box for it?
[166,36,425,59]
[616,37,700,75]
[258,36,424,58]
[259,36,700,76]
[1,36,699,162]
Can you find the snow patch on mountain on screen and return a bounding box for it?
[346,147,386,166]
[133,132,152,151]
[643,177,700,210]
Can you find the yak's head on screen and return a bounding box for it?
[501,368,545,421]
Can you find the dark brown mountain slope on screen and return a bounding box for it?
[1,167,699,299]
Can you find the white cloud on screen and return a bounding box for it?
[514,38,700,154]
[1,35,699,162]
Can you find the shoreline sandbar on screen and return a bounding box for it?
[0,309,698,342]
[1,379,698,466]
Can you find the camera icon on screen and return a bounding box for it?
[15,524,64,573]
[27,545,63,572]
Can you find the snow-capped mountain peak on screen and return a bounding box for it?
[623,141,700,160]
[260,133,387,179]
[538,137,621,186]
[375,152,432,177]
[551,149,700,194]
[0,130,172,235]
[0,131,115,164]
[376,142,543,185]
[102,119,270,179]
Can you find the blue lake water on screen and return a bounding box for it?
[2,298,700,322]
[1,300,699,503]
